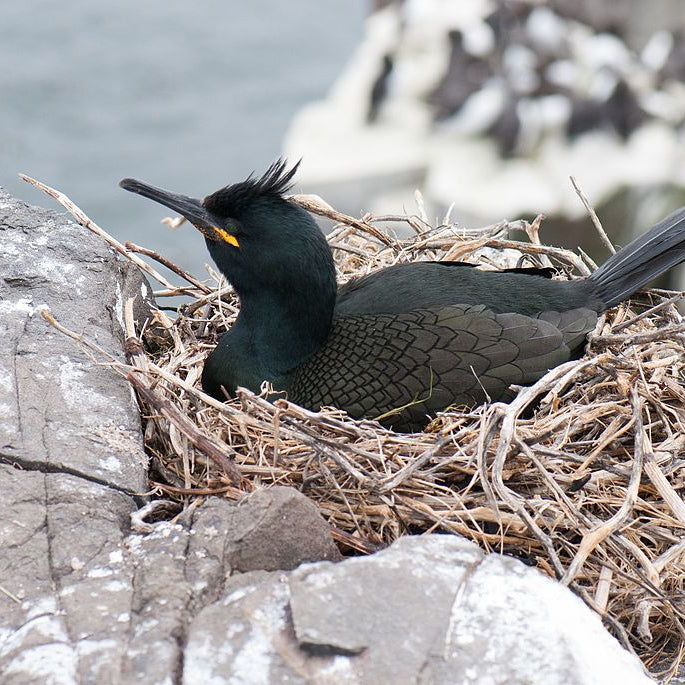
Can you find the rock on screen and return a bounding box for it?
[289,534,481,658]
[0,467,137,684]
[183,571,294,684]
[220,486,342,572]
[0,188,150,493]
[183,489,341,612]
[0,189,151,684]
[186,535,652,685]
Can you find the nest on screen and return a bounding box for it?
[29,177,685,681]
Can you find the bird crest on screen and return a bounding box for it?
[202,159,300,217]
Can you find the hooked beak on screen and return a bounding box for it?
[119,178,238,247]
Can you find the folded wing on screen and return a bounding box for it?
[291,304,597,430]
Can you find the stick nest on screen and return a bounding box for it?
[66,188,685,680]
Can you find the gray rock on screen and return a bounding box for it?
[183,571,296,684]
[121,522,190,683]
[0,188,150,493]
[289,534,481,658]
[0,467,137,684]
[182,488,342,615]
[186,535,652,685]
[220,486,342,572]
[0,189,155,684]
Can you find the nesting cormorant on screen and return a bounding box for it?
[121,161,685,430]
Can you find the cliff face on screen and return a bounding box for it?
[0,188,151,680]
[0,191,654,684]
[0,188,151,490]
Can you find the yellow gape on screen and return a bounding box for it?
[215,227,239,248]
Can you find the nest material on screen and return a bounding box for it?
[126,199,685,679]
[29,176,684,681]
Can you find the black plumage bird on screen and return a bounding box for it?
[120,161,685,430]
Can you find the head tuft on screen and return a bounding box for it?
[203,159,300,218]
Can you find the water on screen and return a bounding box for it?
[1,0,366,278]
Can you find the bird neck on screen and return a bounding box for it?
[239,283,334,363]
[202,201,339,396]
[210,274,336,397]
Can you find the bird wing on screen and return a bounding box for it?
[290,304,596,430]
[335,261,580,318]
[337,262,555,305]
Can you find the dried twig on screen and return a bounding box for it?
[127,373,242,485]
[126,241,212,294]
[562,386,645,585]
[592,323,685,346]
[290,193,396,247]
[0,585,21,604]
[19,174,178,289]
[570,175,616,255]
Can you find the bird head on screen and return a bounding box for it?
[119,160,336,307]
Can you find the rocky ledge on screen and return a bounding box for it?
[0,189,655,683]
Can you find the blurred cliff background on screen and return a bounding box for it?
[3,0,685,287]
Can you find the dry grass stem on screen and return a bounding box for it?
[19,174,178,290]
[570,175,617,255]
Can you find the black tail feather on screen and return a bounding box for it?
[589,207,685,309]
